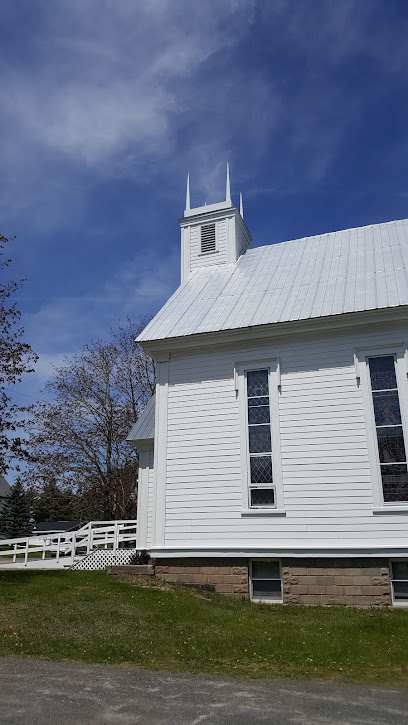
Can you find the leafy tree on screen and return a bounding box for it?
[0,234,38,474]
[25,319,154,520]
[0,478,32,538]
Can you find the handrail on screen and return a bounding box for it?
[0,520,137,567]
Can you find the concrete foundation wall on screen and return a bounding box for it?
[155,557,393,607]
[155,558,249,599]
[282,558,392,607]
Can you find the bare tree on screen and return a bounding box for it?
[24,319,154,519]
[0,234,38,474]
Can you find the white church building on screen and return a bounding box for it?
[128,168,408,607]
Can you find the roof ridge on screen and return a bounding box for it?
[250,217,408,254]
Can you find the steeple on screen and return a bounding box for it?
[179,164,251,283]
[226,162,231,204]
[185,173,190,212]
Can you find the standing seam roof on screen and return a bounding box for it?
[138,218,408,343]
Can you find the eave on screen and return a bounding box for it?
[140,305,408,358]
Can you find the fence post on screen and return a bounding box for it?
[13,543,17,563]
[24,538,29,566]
[71,533,76,566]
[56,534,61,564]
[114,522,119,552]
[42,537,46,560]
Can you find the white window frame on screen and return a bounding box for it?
[236,359,284,516]
[357,344,408,510]
[199,222,218,256]
[389,559,408,607]
[249,559,283,604]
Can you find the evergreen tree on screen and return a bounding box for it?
[0,478,32,538]
[32,479,78,523]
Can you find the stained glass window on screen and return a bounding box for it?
[368,356,408,502]
[246,369,275,507]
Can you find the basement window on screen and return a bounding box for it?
[200,223,216,253]
[250,560,282,602]
[391,561,408,603]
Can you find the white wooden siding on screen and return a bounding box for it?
[155,325,408,551]
[236,219,249,258]
[189,220,228,272]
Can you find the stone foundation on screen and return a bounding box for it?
[155,556,393,607]
[282,558,392,607]
[155,558,249,598]
[106,564,155,577]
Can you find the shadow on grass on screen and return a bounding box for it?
[0,570,75,587]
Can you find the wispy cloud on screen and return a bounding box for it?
[0,1,255,173]
[2,0,408,409]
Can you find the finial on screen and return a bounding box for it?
[240,192,244,218]
[185,173,190,212]
[226,162,231,203]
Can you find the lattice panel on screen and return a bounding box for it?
[72,548,138,571]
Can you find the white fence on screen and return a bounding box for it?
[0,520,137,569]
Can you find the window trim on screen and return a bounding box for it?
[389,559,408,607]
[249,559,283,604]
[236,359,284,515]
[357,344,408,509]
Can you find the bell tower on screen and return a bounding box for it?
[179,164,252,283]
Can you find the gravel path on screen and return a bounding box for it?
[0,657,407,725]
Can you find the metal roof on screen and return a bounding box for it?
[0,475,10,499]
[126,395,155,443]
[138,218,408,343]
[33,521,82,533]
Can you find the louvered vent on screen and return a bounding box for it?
[201,224,216,253]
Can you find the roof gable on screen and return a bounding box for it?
[0,475,11,498]
[138,218,408,343]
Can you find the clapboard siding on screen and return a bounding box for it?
[236,219,249,258]
[153,323,408,551]
[189,219,228,272]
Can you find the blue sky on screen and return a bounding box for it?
[2,0,408,404]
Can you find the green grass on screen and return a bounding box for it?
[0,570,407,685]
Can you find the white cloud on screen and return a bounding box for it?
[0,1,256,171]
[3,0,408,409]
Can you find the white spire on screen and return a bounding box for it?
[226,162,231,203]
[185,173,190,212]
[240,192,244,218]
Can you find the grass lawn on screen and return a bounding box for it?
[0,569,407,686]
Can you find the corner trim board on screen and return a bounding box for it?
[152,360,169,547]
[136,450,150,549]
